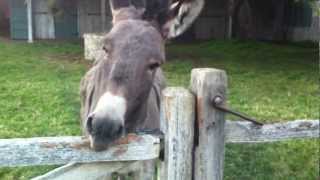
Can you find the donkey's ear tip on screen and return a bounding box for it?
[110,0,130,9]
[163,0,204,39]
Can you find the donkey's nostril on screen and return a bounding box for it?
[117,125,125,136]
[86,115,94,133]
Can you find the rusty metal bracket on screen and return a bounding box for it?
[211,96,264,126]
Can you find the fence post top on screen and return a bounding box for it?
[162,87,193,97]
[191,68,227,74]
[190,68,228,96]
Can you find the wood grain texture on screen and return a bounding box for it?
[78,0,112,36]
[32,162,132,180]
[0,135,160,167]
[190,68,227,180]
[33,0,55,39]
[33,160,146,180]
[131,160,156,180]
[225,120,319,143]
[101,0,107,31]
[161,87,196,180]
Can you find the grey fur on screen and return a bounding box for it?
[80,0,201,150]
[80,14,166,150]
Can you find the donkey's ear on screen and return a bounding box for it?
[162,0,204,39]
[109,0,130,12]
[109,0,145,17]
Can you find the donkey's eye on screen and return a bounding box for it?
[148,62,160,70]
[102,46,109,53]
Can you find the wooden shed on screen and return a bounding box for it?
[9,0,79,40]
[78,0,112,36]
[5,0,319,42]
[192,0,229,40]
[230,0,319,41]
[7,0,112,41]
[0,0,10,37]
[9,0,28,39]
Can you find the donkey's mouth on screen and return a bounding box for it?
[89,135,115,151]
[89,128,126,151]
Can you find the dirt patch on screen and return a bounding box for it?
[0,35,11,42]
[45,53,92,69]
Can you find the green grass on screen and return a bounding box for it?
[0,39,318,179]
[0,41,86,179]
[165,40,318,121]
[0,41,84,138]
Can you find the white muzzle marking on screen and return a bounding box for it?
[92,92,127,124]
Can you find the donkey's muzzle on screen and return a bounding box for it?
[86,115,124,151]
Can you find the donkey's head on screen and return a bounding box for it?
[86,0,203,150]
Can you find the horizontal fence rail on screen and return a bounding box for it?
[0,120,317,168]
[225,120,319,143]
[0,134,160,167]
[32,161,145,180]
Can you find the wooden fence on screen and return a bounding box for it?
[0,68,318,180]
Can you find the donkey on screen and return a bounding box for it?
[80,0,204,151]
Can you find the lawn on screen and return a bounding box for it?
[0,39,318,179]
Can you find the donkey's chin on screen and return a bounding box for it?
[89,135,121,151]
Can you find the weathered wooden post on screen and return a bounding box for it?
[131,160,156,180]
[190,68,227,180]
[159,87,196,180]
